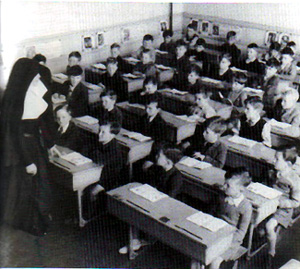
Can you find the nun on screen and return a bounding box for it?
[0,58,58,236]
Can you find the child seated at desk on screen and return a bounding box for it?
[184,23,199,50]
[89,90,123,126]
[192,117,228,168]
[133,49,157,77]
[286,41,297,55]
[187,64,203,95]
[227,72,248,107]
[238,96,272,147]
[129,76,159,105]
[264,42,282,63]
[265,147,300,264]
[119,146,184,255]
[277,47,297,82]
[190,38,209,76]
[193,89,217,122]
[66,51,81,73]
[98,57,128,102]
[239,43,264,75]
[54,104,84,153]
[110,43,132,73]
[192,167,252,269]
[159,29,176,55]
[209,53,234,83]
[219,31,241,67]
[135,34,156,62]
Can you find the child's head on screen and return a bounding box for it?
[203,117,227,143]
[98,122,121,144]
[106,57,118,75]
[287,41,297,54]
[194,89,212,107]
[219,53,232,70]
[224,167,252,198]
[145,95,160,118]
[55,105,72,127]
[281,87,299,110]
[143,76,158,94]
[175,40,188,59]
[33,54,47,65]
[188,65,202,85]
[141,49,153,64]
[232,72,247,91]
[265,58,281,77]
[187,23,197,37]
[195,38,206,52]
[67,65,83,86]
[274,145,298,172]
[100,90,117,111]
[156,147,183,170]
[269,42,281,57]
[110,43,121,58]
[244,96,264,122]
[281,47,294,66]
[226,31,237,45]
[68,51,81,67]
[142,34,154,49]
[247,43,259,61]
[163,30,173,44]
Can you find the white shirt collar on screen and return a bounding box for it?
[225,194,245,207]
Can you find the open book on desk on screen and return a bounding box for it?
[187,211,228,233]
[123,57,140,64]
[122,131,151,142]
[92,63,106,70]
[75,115,99,125]
[122,73,144,79]
[161,88,188,95]
[247,182,282,200]
[179,157,212,170]
[130,184,168,203]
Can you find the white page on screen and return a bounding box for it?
[123,131,151,142]
[187,212,228,232]
[130,184,168,203]
[92,63,106,70]
[201,77,222,84]
[247,182,282,200]
[61,152,92,166]
[179,157,212,170]
[76,115,99,125]
[53,73,68,80]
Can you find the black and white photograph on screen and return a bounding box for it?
[1,2,300,269]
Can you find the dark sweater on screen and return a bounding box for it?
[239,115,266,143]
[89,103,123,126]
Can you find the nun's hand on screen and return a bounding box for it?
[26,163,37,176]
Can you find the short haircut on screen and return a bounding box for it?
[226,31,236,40]
[196,38,206,47]
[106,57,118,65]
[160,147,183,164]
[233,72,248,84]
[68,51,81,61]
[143,34,154,42]
[33,54,46,64]
[287,41,296,47]
[163,29,173,38]
[143,76,158,86]
[269,41,281,52]
[266,58,281,68]
[100,89,117,101]
[247,43,259,49]
[276,145,299,165]
[54,104,71,116]
[100,121,121,135]
[221,53,232,63]
[224,167,252,187]
[67,65,83,76]
[176,39,188,49]
[145,94,159,106]
[187,23,197,31]
[110,43,121,50]
[188,64,202,76]
[206,117,227,135]
[244,96,264,112]
[281,47,294,56]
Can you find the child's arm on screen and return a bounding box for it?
[203,143,227,168]
[261,120,272,147]
[279,178,300,209]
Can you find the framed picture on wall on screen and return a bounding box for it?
[265,31,277,46]
[121,28,130,43]
[212,24,219,36]
[160,21,168,32]
[278,33,291,46]
[96,32,105,49]
[82,35,94,51]
[201,21,210,35]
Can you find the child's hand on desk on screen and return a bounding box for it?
[26,163,37,176]
[193,152,205,160]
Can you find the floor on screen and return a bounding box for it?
[1,187,300,269]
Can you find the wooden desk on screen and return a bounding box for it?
[82,81,105,104]
[52,73,68,84]
[49,146,103,227]
[279,259,300,269]
[84,65,106,85]
[107,182,236,267]
[117,101,196,143]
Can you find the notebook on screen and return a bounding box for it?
[247,182,282,200]
[187,212,228,232]
[179,157,212,170]
[76,115,99,125]
[60,152,92,166]
[122,131,151,142]
[92,63,106,70]
[130,184,168,203]
[124,57,140,63]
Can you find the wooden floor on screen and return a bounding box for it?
[1,187,300,268]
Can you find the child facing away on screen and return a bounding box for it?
[219,31,241,67]
[265,147,300,265]
[238,96,272,147]
[133,49,157,77]
[119,146,184,255]
[277,47,297,82]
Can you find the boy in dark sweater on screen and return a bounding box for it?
[110,43,133,73]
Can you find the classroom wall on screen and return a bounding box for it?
[0,2,184,89]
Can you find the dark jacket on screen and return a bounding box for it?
[202,141,228,168]
[219,43,241,66]
[170,55,191,91]
[139,113,168,141]
[133,62,157,77]
[239,115,266,143]
[209,66,234,83]
[89,102,123,126]
[116,55,133,74]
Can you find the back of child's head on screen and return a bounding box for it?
[206,117,227,136]
[196,38,206,47]
[100,89,117,101]
[67,65,83,76]
[143,75,158,87]
[188,64,202,76]
[244,96,264,113]
[163,29,173,38]
[233,72,248,85]
[247,43,259,50]
[225,167,252,187]
[269,41,281,52]
[287,41,296,48]
[68,51,81,61]
[266,58,281,68]
[106,57,118,65]
[143,34,154,42]
[277,144,299,165]
[281,47,294,56]
[110,43,121,50]
[33,54,47,64]
[226,31,237,41]
[161,147,183,164]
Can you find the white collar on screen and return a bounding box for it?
[225,194,245,207]
[59,122,70,134]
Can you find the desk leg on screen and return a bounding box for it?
[129,225,138,260]
[78,190,87,228]
[129,162,133,181]
[247,224,255,260]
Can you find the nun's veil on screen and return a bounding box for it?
[0,58,47,167]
